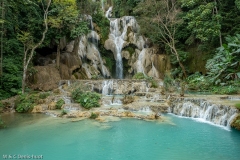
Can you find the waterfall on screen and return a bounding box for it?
[170,99,239,129]
[109,16,138,79]
[110,19,124,79]
[78,16,110,78]
[105,6,112,18]
[102,80,114,95]
[59,81,72,110]
[136,49,146,74]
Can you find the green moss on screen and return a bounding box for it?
[150,79,158,88]
[133,73,145,79]
[124,45,136,56]
[231,114,240,130]
[39,92,50,99]
[61,110,68,116]
[90,112,99,119]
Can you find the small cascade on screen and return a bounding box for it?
[78,16,110,78]
[102,80,114,95]
[105,6,112,18]
[136,49,146,74]
[101,0,105,12]
[58,81,73,110]
[170,99,239,128]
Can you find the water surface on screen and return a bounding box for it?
[0,113,240,160]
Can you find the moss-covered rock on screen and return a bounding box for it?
[231,114,240,130]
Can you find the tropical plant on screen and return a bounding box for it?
[186,72,210,91]
[72,88,100,109]
[206,34,240,84]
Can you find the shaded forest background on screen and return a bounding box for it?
[0,0,239,100]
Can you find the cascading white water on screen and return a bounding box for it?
[105,6,112,18]
[170,99,239,128]
[109,16,139,79]
[102,80,113,95]
[110,19,124,79]
[58,80,72,109]
[78,16,110,78]
[136,49,146,74]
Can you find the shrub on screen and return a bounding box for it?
[0,102,3,108]
[39,92,50,99]
[90,112,99,119]
[72,88,100,109]
[186,72,210,91]
[211,85,238,95]
[15,94,39,113]
[133,73,145,79]
[56,99,65,109]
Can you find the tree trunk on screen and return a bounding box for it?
[172,47,187,78]
[22,67,27,94]
[21,0,51,94]
[56,40,60,69]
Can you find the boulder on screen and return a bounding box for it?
[30,64,61,91]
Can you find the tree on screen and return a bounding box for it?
[17,0,51,93]
[48,0,89,69]
[134,0,187,78]
[0,0,5,81]
[180,0,222,46]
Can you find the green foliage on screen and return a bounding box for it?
[39,92,50,99]
[150,79,158,88]
[61,110,68,116]
[186,72,210,91]
[0,57,22,100]
[163,74,174,92]
[91,74,103,80]
[235,103,240,109]
[180,0,221,43]
[56,99,65,109]
[92,11,110,43]
[211,85,239,95]
[72,88,100,109]
[206,34,240,84]
[133,73,145,79]
[0,102,3,108]
[90,112,99,119]
[15,93,39,113]
[70,21,89,39]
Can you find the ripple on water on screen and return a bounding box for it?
[0,113,240,160]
